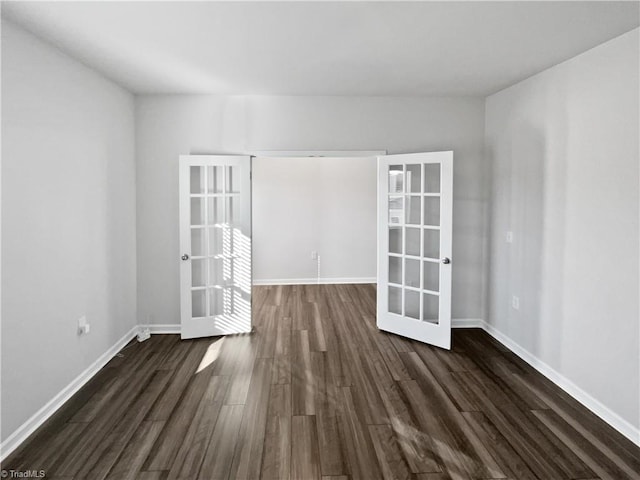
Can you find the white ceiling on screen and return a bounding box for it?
[3,1,639,96]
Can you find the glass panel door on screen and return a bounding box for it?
[179,156,252,339]
[377,152,453,349]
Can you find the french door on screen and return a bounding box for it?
[179,155,252,339]
[377,152,453,349]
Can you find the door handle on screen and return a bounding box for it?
[181,254,190,261]
[441,257,451,265]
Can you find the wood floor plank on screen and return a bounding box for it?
[228,357,274,480]
[401,352,505,480]
[197,404,244,480]
[105,421,165,480]
[514,371,640,475]
[256,305,278,359]
[261,384,292,480]
[531,409,640,480]
[309,303,328,352]
[291,416,322,480]
[292,329,315,415]
[135,474,168,480]
[272,316,292,385]
[222,334,259,405]
[397,379,473,480]
[336,386,383,480]
[365,316,413,382]
[376,381,441,474]
[312,351,346,477]
[5,285,640,480]
[145,340,210,421]
[167,375,230,479]
[368,424,413,480]
[76,369,173,480]
[23,422,88,472]
[456,368,587,480]
[144,366,213,470]
[52,349,168,477]
[460,411,537,480]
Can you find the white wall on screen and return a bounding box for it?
[485,29,639,433]
[253,155,377,284]
[136,96,486,326]
[1,20,137,442]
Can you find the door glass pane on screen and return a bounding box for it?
[191,228,206,257]
[406,164,421,193]
[207,197,224,225]
[424,197,440,226]
[389,286,402,315]
[208,166,224,194]
[234,287,251,315]
[222,258,234,284]
[209,227,222,256]
[233,228,249,259]
[422,293,439,324]
[192,290,206,317]
[190,166,204,194]
[389,165,403,193]
[209,288,223,316]
[209,258,223,284]
[405,258,420,289]
[405,227,420,256]
[226,197,239,225]
[405,290,420,320]
[423,261,440,292]
[389,256,402,285]
[227,166,240,193]
[406,196,421,225]
[389,227,402,254]
[389,196,403,225]
[192,259,207,287]
[223,287,235,315]
[423,229,440,259]
[424,163,441,193]
[234,258,250,289]
[191,198,205,225]
[222,227,235,256]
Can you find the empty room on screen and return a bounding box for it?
[1,1,639,479]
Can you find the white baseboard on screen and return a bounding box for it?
[141,323,181,335]
[0,325,139,462]
[252,277,376,286]
[451,318,484,328]
[482,321,640,447]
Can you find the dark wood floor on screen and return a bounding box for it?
[4,284,640,480]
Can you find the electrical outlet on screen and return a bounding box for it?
[511,296,520,310]
[506,231,514,243]
[78,316,90,335]
[311,250,318,260]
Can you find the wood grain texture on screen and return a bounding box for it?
[2,284,639,479]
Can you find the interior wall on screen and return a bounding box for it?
[253,155,377,284]
[485,28,639,432]
[1,20,137,442]
[135,95,486,326]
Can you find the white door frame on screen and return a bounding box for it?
[250,150,387,158]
